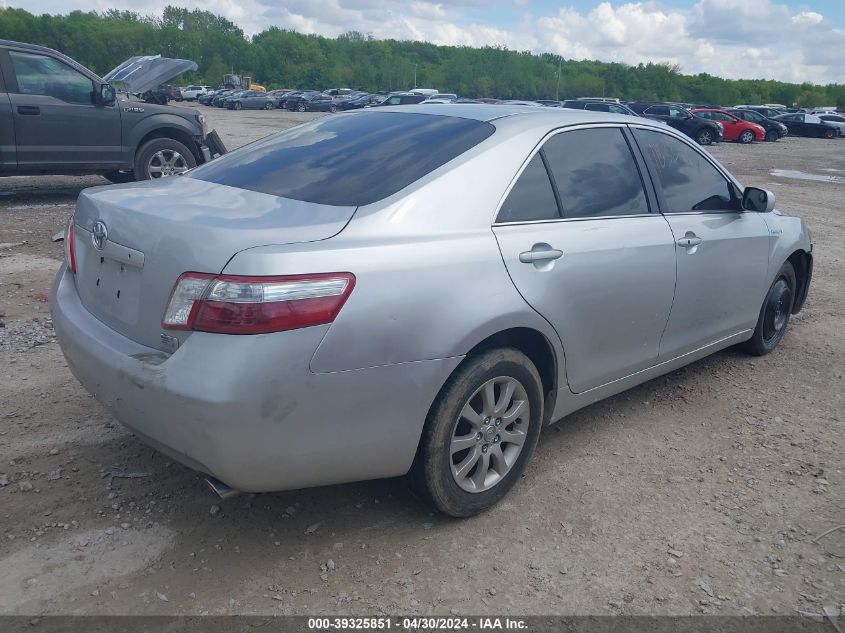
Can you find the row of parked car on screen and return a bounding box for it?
[190,83,845,146]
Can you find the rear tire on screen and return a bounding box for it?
[741,261,796,356]
[297,104,306,112]
[264,101,273,110]
[133,138,197,181]
[765,130,778,142]
[330,104,338,113]
[823,128,835,139]
[739,130,754,144]
[696,128,715,145]
[234,101,243,110]
[411,348,544,518]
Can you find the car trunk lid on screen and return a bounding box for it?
[71,177,356,350]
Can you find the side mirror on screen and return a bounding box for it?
[99,83,116,106]
[742,187,775,213]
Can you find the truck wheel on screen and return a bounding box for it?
[134,138,197,180]
[102,170,135,184]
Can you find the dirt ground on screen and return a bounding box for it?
[0,104,843,617]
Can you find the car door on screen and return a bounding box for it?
[630,127,770,359]
[493,125,677,393]
[0,57,16,171]
[2,47,121,170]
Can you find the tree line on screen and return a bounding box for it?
[2,6,843,108]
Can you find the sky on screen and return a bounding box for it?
[5,0,845,84]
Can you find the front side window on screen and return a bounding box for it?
[497,154,560,223]
[633,129,737,213]
[645,105,669,116]
[9,51,94,105]
[542,127,650,219]
[667,107,688,118]
[190,112,495,206]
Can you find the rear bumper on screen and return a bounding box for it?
[51,265,459,492]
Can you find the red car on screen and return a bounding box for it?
[692,108,766,143]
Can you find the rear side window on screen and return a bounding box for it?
[190,112,495,206]
[633,129,736,213]
[542,128,650,219]
[497,154,560,223]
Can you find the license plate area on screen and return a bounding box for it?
[74,225,145,327]
[88,255,142,323]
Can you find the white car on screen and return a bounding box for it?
[181,85,212,101]
[817,113,845,136]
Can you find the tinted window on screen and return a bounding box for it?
[633,129,736,213]
[585,103,609,112]
[542,128,649,219]
[190,112,495,206]
[645,105,669,116]
[497,154,559,223]
[9,51,94,105]
[608,104,630,114]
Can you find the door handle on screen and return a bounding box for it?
[519,248,563,263]
[17,105,40,115]
[677,235,702,248]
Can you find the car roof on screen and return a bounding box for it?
[361,104,669,131]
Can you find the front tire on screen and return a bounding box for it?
[329,104,338,113]
[297,104,306,112]
[412,348,544,517]
[739,130,754,144]
[823,128,835,139]
[133,138,197,181]
[264,101,273,110]
[234,101,243,110]
[741,261,796,356]
[765,130,778,142]
[696,128,715,145]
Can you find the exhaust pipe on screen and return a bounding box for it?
[205,476,240,500]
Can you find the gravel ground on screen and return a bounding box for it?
[0,104,843,617]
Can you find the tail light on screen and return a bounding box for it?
[162,272,355,334]
[64,217,77,274]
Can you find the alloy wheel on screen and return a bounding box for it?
[147,150,189,179]
[449,377,530,493]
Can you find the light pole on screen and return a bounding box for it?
[414,63,418,89]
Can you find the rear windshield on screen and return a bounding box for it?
[189,112,495,206]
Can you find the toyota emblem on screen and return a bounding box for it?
[91,221,108,251]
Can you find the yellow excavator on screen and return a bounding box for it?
[223,74,266,92]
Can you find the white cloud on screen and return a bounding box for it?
[5,0,844,84]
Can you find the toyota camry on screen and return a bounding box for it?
[52,105,812,517]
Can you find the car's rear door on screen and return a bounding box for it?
[1,47,122,170]
[630,126,770,358]
[493,125,677,393]
[0,53,16,171]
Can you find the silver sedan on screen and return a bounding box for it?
[52,105,812,517]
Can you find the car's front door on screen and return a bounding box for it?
[2,48,122,170]
[493,125,677,393]
[631,127,770,358]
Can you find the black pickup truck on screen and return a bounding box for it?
[0,39,225,183]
